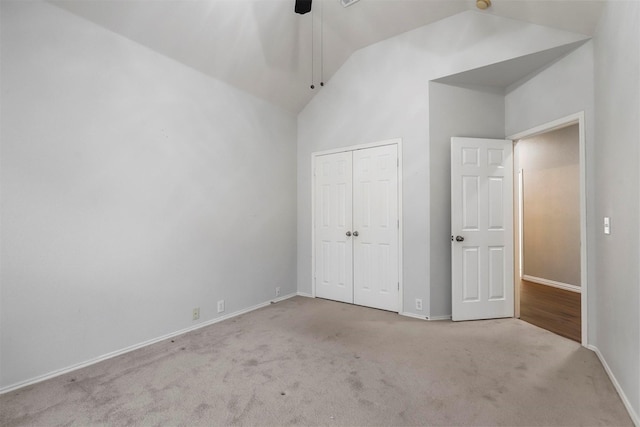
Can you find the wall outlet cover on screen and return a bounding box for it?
[217,300,225,313]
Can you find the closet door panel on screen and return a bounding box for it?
[352,145,399,311]
[314,152,354,303]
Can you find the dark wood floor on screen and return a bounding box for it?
[520,280,581,342]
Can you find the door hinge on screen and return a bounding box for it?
[398,282,400,290]
[397,219,399,228]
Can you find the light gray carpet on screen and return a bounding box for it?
[0,296,632,426]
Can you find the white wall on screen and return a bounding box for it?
[427,83,505,317]
[505,44,595,138]
[506,1,640,419]
[592,0,640,420]
[0,1,297,390]
[298,10,586,318]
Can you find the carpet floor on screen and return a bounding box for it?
[0,296,633,426]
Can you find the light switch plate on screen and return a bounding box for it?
[604,217,610,235]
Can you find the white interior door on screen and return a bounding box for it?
[314,151,353,304]
[451,137,514,321]
[353,145,399,311]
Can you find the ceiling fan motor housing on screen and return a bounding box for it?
[295,0,312,14]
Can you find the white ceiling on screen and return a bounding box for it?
[50,0,605,113]
[433,39,589,89]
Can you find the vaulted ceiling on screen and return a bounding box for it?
[50,0,605,113]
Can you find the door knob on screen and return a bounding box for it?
[455,235,464,242]
[346,231,352,237]
[353,231,359,237]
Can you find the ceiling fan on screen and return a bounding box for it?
[293,0,364,89]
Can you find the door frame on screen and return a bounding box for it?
[311,138,404,313]
[507,112,588,346]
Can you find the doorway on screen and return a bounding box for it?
[510,114,587,344]
[311,140,403,312]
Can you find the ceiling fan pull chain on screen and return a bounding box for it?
[320,0,324,87]
[310,5,315,89]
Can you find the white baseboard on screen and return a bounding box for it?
[0,293,298,395]
[587,345,639,426]
[271,292,298,304]
[522,275,581,293]
[400,311,428,320]
[296,292,314,298]
[400,312,451,321]
[300,295,444,321]
[427,314,452,321]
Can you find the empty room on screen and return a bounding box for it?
[1,0,639,425]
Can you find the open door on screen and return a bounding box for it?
[451,137,514,321]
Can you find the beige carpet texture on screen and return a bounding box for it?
[0,296,633,426]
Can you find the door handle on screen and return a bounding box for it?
[455,235,464,242]
[346,231,352,237]
[353,231,359,237]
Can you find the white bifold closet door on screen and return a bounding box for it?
[314,151,354,304]
[314,144,399,312]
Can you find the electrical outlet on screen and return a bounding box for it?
[415,298,423,311]
[192,307,200,320]
[217,300,225,313]
[275,287,281,297]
